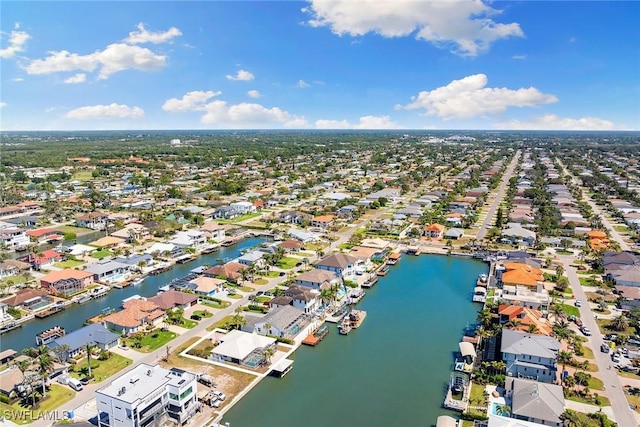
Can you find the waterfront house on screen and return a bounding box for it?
[185,276,225,297]
[75,211,109,230]
[48,323,119,361]
[315,253,361,279]
[444,228,465,240]
[284,285,321,314]
[0,228,30,250]
[506,377,564,426]
[100,299,165,336]
[498,262,544,290]
[145,242,183,258]
[89,236,126,249]
[95,363,199,427]
[0,349,17,365]
[113,253,154,272]
[40,269,94,296]
[200,221,226,242]
[237,250,265,267]
[295,269,340,291]
[501,330,560,384]
[27,227,63,243]
[278,239,303,253]
[424,223,445,239]
[498,305,552,336]
[148,290,198,311]
[210,330,276,367]
[110,223,151,243]
[170,230,207,250]
[287,228,318,243]
[203,262,246,282]
[244,305,309,339]
[84,259,131,284]
[22,249,64,270]
[499,285,550,312]
[501,224,536,246]
[1,288,52,311]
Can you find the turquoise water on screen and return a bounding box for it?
[223,254,488,427]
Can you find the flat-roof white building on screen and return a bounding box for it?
[95,363,199,427]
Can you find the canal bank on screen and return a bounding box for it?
[0,237,266,353]
[222,254,488,427]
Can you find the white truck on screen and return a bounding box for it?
[57,375,83,391]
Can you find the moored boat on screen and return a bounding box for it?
[36,326,66,345]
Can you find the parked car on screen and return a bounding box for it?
[612,353,621,363]
[601,343,611,353]
[575,300,582,307]
[211,398,222,408]
[581,326,592,336]
[604,334,617,342]
[212,391,227,401]
[190,314,202,321]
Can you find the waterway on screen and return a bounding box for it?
[0,237,266,353]
[223,254,488,427]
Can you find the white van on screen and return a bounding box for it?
[67,377,83,391]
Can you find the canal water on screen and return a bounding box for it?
[223,254,488,427]
[0,237,266,353]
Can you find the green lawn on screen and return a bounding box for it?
[192,309,213,318]
[238,285,254,292]
[561,304,580,318]
[589,376,605,390]
[0,384,75,425]
[126,330,178,353]
[201,300,231,309]
[255,296,271,303]
[218,212,261,224]
[264,271,280,277]
[174,317,198,329]
[227,293,242,299]
[54,225,92,235]
[71,353,133,383]
[208,315,235,331]
[254,278,268,285]
[71,171,93,181]
[91,249,112,260]
[53,260,84,269]
[565,393,610,407]
[579,276,600,287]
[276,256,299,269]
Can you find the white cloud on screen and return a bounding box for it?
[315,115,402,129]
[297,79,310,88]
[493,114,621,131]
[163,90,306,128]
[512,54,527,60]
[25,43,167,79]
[63,73,87,84]
[247,90,261,98]
[303,0,523,56]
[162,90,222,112]
[0,102,7,109]
[398,74,558,119]
[64,103,145,120]
[225,69,254,81]
[12,77,24,82]
[0,29,31,59]
[124,23,182,44]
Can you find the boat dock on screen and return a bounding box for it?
[377,266,390,276]
[176,254,196,264]
[339,309,367,335]
[405,247,421,256]
[0,322,22,335]
[387,252,401,265]
[36,326,66,345]
[362,278,378,288]
[302,324,329,346]
[35,305,64,319]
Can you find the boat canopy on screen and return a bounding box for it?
[459,341,477,359]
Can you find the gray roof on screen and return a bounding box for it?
[257,305,305,331]
[501,329,560,359]
[509,377,564,424]
[49,323,119,352]
[84,259,130,275]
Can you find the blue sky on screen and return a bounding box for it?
[1,1,639,131]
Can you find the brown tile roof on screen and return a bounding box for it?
[1,288,47,306]
[147,290,198,310]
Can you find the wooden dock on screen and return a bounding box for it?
[302,324,329,346]
[362,278,378,288]
[35,306,64,319]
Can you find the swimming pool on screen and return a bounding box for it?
[491,402,509,416]
[244,355,263,368]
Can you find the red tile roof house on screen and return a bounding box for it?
[311,215,336,230]
[147,290,198,311]
[26,228,63,243]
[278,239,303,253]
[202,262,247,282]
[40,269,94,297]
[22,249,63,270]
[1,288,52,311]
[424,223,445,239]
[100,299,165,336]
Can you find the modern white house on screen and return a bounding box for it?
[95,363,199,427]
[230,201,256,214]
[0,228,30,250]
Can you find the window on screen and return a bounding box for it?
[179,387,192,400]
[169,393,179,400]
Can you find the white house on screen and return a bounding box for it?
[0,228,29,250]
[230,201,256,214]
[501,329,560,384]
[95,363,199,427]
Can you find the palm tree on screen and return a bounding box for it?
[610,315,629,332]
[560,409,581,427]
[262,346,276,364]
[477,308,493,329]
[556,351,574,382]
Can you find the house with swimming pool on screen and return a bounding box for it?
[501,330,560,384]
[210,330,276,368]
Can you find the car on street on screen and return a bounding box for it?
[581,326,592,336]
[612,353,621,363]
[575,300,582,307]
[601,343,611,353]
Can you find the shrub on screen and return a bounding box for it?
[0,393,11,404]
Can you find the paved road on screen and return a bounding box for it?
[476,151,521,241]
[556,158,631,252]
[27,271,293,427]
[559,254,640,427]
